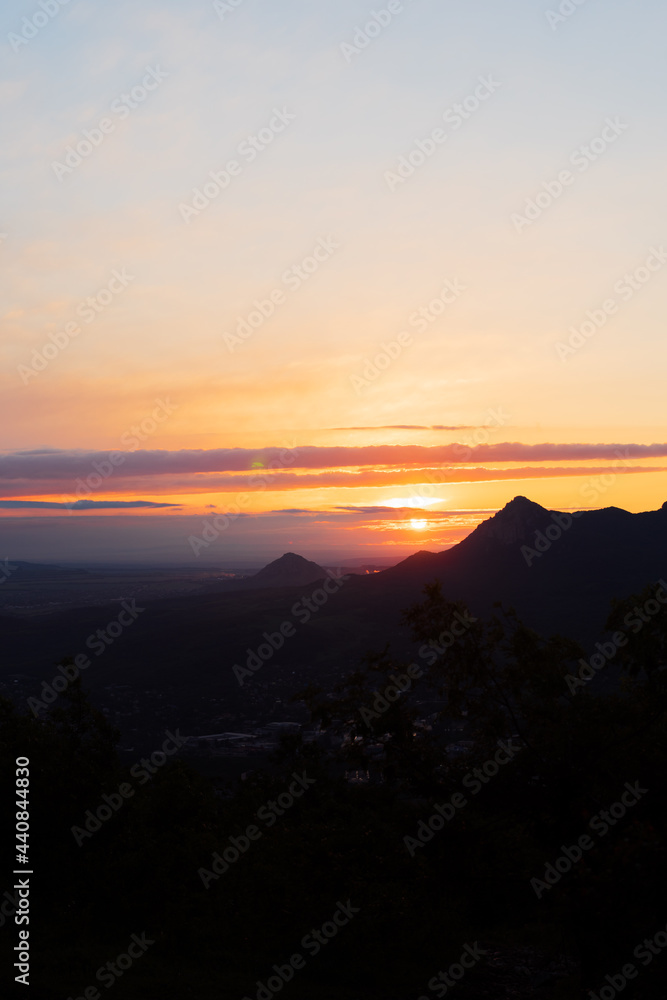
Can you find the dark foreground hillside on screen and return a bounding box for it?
[2,577,667,998]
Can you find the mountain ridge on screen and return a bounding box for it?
[375,496,667,641]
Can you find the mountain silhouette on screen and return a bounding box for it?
[248,552,328,588]
[4,498,667,741]
[462,495,557,546]
[375,496,667,641]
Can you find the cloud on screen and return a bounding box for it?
[334,505,422,514]
[0,500,179,510]
[326,425,477,431]
[1,442,666,481]
[185,464,665,492]
[267,508,316,514]
[0,462,663,502]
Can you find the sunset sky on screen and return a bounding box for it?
[2,0,666,565]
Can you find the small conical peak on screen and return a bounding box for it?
[252,552,327,586]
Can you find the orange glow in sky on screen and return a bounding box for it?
[1,2,666,563]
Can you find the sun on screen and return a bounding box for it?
[410,519,428,531]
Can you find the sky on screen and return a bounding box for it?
[1,0,666,565]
